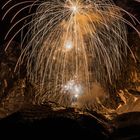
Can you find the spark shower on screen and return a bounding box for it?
[3,0,140,108]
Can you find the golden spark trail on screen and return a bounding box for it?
[3,0,140,108]
[26,0,127,106]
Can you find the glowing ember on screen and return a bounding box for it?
[62,79,83,99]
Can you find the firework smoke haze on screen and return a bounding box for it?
[3,0,140,107]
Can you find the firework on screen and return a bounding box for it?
[3,0,140,108]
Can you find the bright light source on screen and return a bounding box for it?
[62,79,83,99]
[74,94,79,98]
[65,40,73,50]
[71,5,78,13]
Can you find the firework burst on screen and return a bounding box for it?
[2,0,140,108]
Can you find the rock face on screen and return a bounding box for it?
[0,0,140,139]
